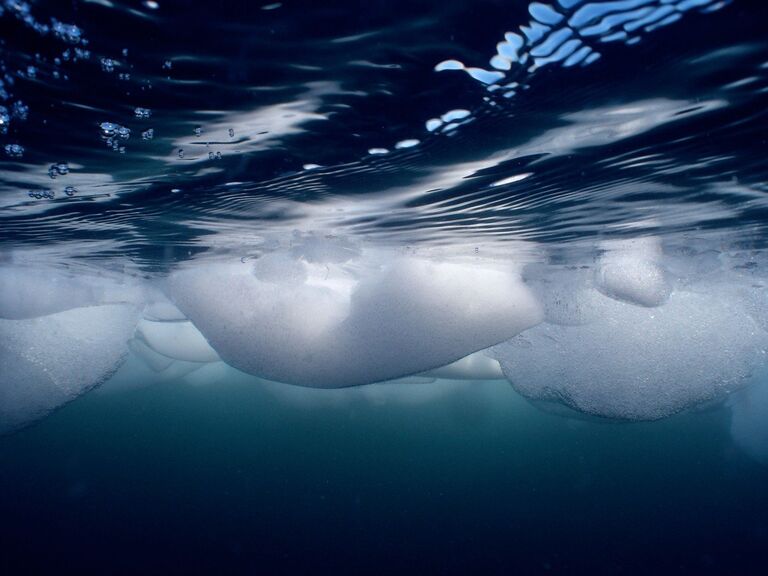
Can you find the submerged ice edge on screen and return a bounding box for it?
[1,232,767,446]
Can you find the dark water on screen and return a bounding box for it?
[2,378,768,575]
[2,1,768,573]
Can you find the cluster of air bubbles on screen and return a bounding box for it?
[194,126,202,137]
[25,66,36,79]
[162,60,172,71]
[118,73,131,81]
[208,151,222,160]
[64,185,77,196]
[74,47,91,61]
[178,148,184,159]
[141,128,154,140]
[47,162,69,179]
[27,189,55,200]
[51,19,83,45]
[12,101,29,121]
[100,58,116,73]
[99,122,130,152]
[100,122,130,139]
[0,105,9,134]
[4,143,24,157]
[134,107,152,119]
[228,128,235,138]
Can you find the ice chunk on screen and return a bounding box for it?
[524,263,601,326]
[183,361,231,387]
[135,318,221,363]
[0,266,97,319]
[740,284,768,333]
[595,237,671,307]
[729,378,768,465]
[128,337,174,372]
[142,300,187,322]
[0,265,146,319]
[169,255,543,387]
[422,350,504,380]
[0,304,138,433]
[492,289,768,420]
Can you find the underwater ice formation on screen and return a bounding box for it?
[492,286,768,421]
[595,237,671,307]
[135,318,221,363]
[0,304,138,433]
[0,263,145,320]
[0,266,100,319]
[168,251,543,388]
[1,234,768,432]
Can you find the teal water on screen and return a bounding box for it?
[2,376,767,574]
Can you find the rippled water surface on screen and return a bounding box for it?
[1,1,768,574]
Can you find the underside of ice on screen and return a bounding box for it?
[595,238,671,308]
[0,264,145,320]
[135,318,220,363]
[0,304,138,433]
[1,236,768,435]
[492,288,768,421]
[421,350,504,380]
[0,266,99,319]
[169,254,543,387]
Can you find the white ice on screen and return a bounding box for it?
[0,304,138,433]
[492,287,768,420]
[169,252,543,387]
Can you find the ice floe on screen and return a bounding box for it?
[0,304,138,433]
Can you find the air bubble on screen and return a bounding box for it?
[4,144,24,158]
[134,107,152,119]
[0,106,9,133]
[64,186,77,196]
[51,20,82,44]
[12,101,29,121]
[141,128,154,140]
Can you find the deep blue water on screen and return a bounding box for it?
[2,0,768,574]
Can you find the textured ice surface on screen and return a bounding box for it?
[0,266,98,319]
[128,337,174,372]
[142,300,188,322]
[135,318,220,363]
[0,304,138,433]
[595,237,671,307]
[524,263,602,326]
[492,289,768,420]
[0,265,145,320]
[422,351,504,380]
[169,255,543,387]
[729,378,768,465]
